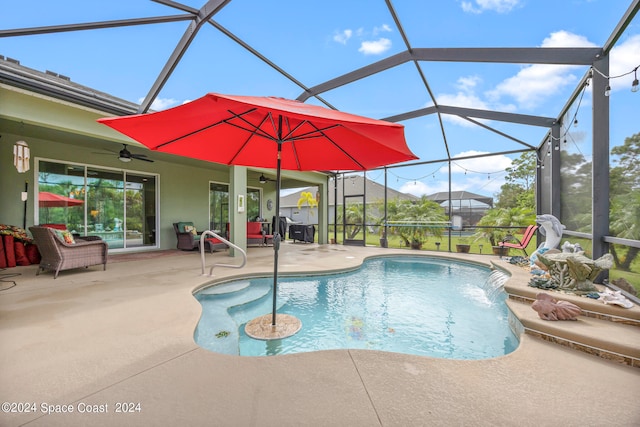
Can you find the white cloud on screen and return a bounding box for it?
[373,24,392,35]
[333,29,352,45]
[608,34,640,92]
[486,30,596,110]
[456,75,482,92]
[461,0,520,14]
[333,25,393,55]
[358,38,392,55]
[438,87,491,127]
[138,97,179,111]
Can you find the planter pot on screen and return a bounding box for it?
[455,244,471,253]
[492,246,509,256]
[410,241,422,250]
[379,238,388,248]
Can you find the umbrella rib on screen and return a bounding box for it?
[228,113,273,164]
[280,121,341,142]
[226,110,279,142]
[306,122,367,170]
[156,108,260,149]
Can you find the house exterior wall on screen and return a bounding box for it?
[0,84,328,251]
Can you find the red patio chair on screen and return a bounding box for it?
[498,225,538,256]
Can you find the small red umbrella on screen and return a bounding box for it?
[38,191,83,224]
[39,191,84,207]
[99,93,418,327]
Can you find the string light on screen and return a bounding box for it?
[591,64,640,96]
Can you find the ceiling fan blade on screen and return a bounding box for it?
[132,155,154,162]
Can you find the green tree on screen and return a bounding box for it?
[474,207,535,246]
[609,132,640,270]
[560,152,592,232]
[474,151,536,245]
[386,197,447,247]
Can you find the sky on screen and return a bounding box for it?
[1,0,639,200]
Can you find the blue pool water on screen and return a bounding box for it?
[194,256,519,359]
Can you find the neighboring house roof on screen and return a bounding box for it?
[426,191,493,208]
[0,55,140,116]
[280,175,418,208]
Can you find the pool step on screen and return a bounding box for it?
[506,296,640,368]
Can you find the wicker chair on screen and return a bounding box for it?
[173,222,227,253]
[29,226,108,279]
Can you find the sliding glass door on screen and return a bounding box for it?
[37,160,158,250]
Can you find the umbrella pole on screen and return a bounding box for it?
[272,126,283,326]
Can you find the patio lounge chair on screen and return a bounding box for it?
[29,226,108,279]
[246,222,273,246]
[173,222,227,253]
[498,224,538,256]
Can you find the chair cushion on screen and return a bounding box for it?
[0,236,6,268]
[25,243,41,264]
[247,222,262,235]
[3,235,16,267]
[14,241,30,266]
[0,224,33,243]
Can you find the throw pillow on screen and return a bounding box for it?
[184,225,197,235]
[54,229,76,244]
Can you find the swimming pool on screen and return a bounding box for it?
[194,256,519,359]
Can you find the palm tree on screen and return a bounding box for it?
[386,197,447,247]
[473,207,535,246]
[297,191,318,224]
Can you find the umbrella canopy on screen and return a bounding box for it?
[98,93,416,171]
[39,191,84,207]
[99,93,418,329]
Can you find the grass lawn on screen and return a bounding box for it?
[329,228,639,293]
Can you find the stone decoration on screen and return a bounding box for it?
[598,288,635,309]
[531,292,582,321]
[535,252,614,294]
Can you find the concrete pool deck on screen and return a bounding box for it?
[1,243,639,426]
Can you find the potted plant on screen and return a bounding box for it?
[409,235,424,250]
[455,238,471,253]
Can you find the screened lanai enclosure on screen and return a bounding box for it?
[1,1,639,287]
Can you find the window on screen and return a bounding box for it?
[37,160,158,249]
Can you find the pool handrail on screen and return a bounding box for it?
[199,230,246,276]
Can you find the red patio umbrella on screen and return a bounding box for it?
[38,191,84,207]
[98,93,418,328]
[38,191,84,224]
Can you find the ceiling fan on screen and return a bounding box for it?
[94,144,154,163]
[115,144,153,163]
[259,174,275,184]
